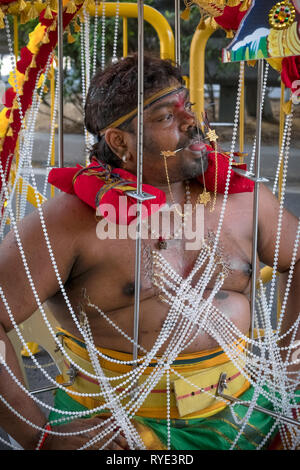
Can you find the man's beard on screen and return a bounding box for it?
[177,126,209,181]
[180,152,209,181]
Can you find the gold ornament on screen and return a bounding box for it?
[269,1,296,30]
[206,128,219,143]
[199,189,211,206]
[160,150,177,158]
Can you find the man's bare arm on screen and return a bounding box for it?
[257,184,300,371]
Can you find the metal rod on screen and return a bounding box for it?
[174,0,181,66]
[30,385,58,395]
[30,365,77,395]
[132,0,144,364]
[249,59,264,343]
[57,0,64,168]
[217,373,300,428]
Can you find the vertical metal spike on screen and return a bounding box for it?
[57,0,64,168]
[249,59,265,343]
[132,0,144,364]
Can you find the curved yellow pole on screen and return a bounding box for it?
[189,19,218,122]
[87,2,175,61]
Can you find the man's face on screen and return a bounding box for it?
[125,85,208,185]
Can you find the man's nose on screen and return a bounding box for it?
[179,110,196,133]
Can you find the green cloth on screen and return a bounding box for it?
[48,386,300,450]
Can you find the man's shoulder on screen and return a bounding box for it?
[43,192,95,224]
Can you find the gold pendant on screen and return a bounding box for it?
[199,190,211,206]
[205,128,219,143]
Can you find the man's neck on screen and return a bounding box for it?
[152,180,187,206]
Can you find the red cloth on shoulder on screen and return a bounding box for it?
[48,151,254,225]
[48,163,166,225]
[197,146,254,194]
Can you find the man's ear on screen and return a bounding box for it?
[104,128,129,160]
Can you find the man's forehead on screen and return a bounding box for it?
[145,87,189,113]
[100,84,188,134]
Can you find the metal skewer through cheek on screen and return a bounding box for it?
[132,0,144,374]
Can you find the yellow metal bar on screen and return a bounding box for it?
[123,17,128,58]
[87,2,175,61]
[189,19,218,124]
[10,170,46,208]
[13,15,21,219]
[276,81,286,322]
[13,15,18,60]
[50,63,55,199]
[239,62,245,159]
[278,81,285,200]
[259,266,275,286]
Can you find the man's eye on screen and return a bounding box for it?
[185,101,195,111]
[158,113,173,122]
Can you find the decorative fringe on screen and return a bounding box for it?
[49,19,57,31]
[267,57,282,73]
[44,5,53,19]
[197,15,206,30]
[42,31,50,43]
[84,0,94,7]
[50,0,57,10]
[34,2,46,14]
[0,8,4,29]
[30,56,37,68]
[78,9,85,23]
[239,0,251,12]
[67,26,76,43]
[226,0,240,6]
[247,60,256,67]
[225,29,234,38]
[7,127,13,137]
[20,11,28,25]
[66,0,77,14]
[27,3,39,21]
[282,99,292,115]
[73,17,81,33]
[18,0,27,12]
[181,7,190,20]
[209,17,218,29]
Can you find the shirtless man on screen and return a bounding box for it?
[0,54,299,450]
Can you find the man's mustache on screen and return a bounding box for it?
[176,125,205,151]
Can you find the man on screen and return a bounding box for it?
[0,54,299,450]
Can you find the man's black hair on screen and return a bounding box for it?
[84,53,184,168]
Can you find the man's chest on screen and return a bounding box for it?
[73,194,255,301]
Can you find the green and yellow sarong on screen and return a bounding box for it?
[48,328,298,450]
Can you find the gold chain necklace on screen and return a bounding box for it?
[161,150,211,216]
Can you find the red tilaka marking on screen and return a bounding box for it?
[174,90,186,109]
[176,371,241,401]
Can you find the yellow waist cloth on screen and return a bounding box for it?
[56,328,250,420]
